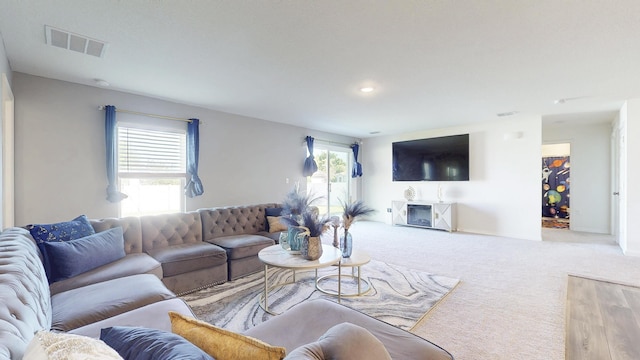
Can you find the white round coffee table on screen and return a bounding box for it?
[258,244,342,315]
[316,250,371,297]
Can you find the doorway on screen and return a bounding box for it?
[306,144,351,217]
[542,143,570,229]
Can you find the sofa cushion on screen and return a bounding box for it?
[257,231,281,242]
[169,311,286,360]
[51,274,175,332]
[69,298,195,339]
[91,217,143,254]
[24,331,123,360]
[284,323,391,360]
[146,242,227,277]
[42,227,126,283]
[28,215,96,280]
[267,216,287,233]
[206,234,274,260]
[200,204,275,240]
[100,326,214,360]
[264,207,283,232]
[140,212,203,252]
[49,253,162,296]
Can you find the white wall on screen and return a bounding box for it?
[12,73,357,225]
[0,31,11,84]
[620,99,640,255]
[542,122,611,234]
[362,115,542,241]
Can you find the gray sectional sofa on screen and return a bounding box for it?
[0,203,453,360]
[88,203,282,295]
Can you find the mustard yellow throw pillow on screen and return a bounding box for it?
[169,311,286,360]
[267,216,288,233]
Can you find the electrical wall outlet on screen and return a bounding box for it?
[387,208,392,213]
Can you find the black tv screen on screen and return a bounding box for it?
[392,134,469,181]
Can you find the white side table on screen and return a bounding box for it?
[258,244,342,315]
[316,250,371,299]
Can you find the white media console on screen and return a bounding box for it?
[391,201,456,232]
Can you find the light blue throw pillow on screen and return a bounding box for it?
[42,227,126,283]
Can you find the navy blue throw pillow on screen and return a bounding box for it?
[42,227,126,283]
[28,215,96,281]
[100,326,215,360]
[265,207,283,232]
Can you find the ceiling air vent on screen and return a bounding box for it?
[45,25,108,58]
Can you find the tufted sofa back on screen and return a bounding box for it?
[140,211,203,252]
[199,203,278,240]
[0,228,52,360]
[90,216,143,254]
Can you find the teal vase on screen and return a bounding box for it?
[287,226,307,254]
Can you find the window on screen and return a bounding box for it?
[307,144,352,217]
[118,125,186,217]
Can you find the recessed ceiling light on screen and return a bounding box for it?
[497,111,518,117]
[360,87,375,93]
[369,131,380,135]
[95,79,110,87]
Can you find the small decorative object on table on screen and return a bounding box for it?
[404,186,416,201]
[330,216,341,248]
[286,226,309,254]
[279,231,289,251]
[279,185,330,260]
[279,185,322,254]
[298,212,330,260]
[340,200,375,258]
[301,236,323,260]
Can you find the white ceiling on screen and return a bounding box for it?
[1,1,638,138]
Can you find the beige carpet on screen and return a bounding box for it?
[343,222,638,360]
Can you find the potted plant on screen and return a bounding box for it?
[280,185,321,220]
[278,186,331,259]
[340,200,375,258]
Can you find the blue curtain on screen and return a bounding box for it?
[105,105,128,202]
[351,143,363,178]
[185,118,204,197]
[303,136,318,176]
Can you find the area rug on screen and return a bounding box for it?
[181,259,459,332]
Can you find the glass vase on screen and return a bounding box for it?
[339,231,352,258]
[279,231,290,251]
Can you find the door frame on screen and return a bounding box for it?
[1,73,14,229]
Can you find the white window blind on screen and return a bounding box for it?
[118,126,186,176]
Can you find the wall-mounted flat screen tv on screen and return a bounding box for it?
[392,134,469,181]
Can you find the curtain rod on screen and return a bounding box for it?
[310,138,359,147]
[98,106,193,123]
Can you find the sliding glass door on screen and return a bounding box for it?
[307,145,351,217]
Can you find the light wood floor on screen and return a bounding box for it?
[566,275,640,360]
